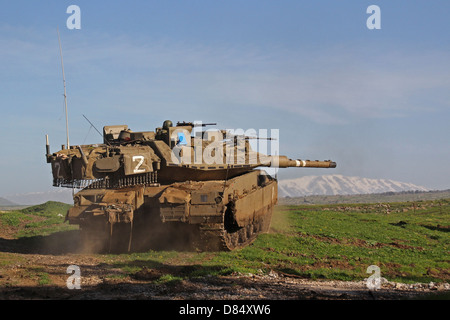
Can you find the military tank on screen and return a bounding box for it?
[45,120,336,252]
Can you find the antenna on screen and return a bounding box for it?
[82,114,111,146]
[57,26,70,149]
[82,114,104,139]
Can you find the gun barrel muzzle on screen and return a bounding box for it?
[268,156,336,168]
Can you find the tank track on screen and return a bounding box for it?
[195,207,273,251]
[78,204,274,253]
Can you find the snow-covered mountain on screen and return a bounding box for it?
[278,174,429,197]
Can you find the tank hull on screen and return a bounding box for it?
[66,170,277,252]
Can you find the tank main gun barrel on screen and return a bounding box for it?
[262,155,336,168]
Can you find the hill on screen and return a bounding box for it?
[0,201,74,239]
[19,201,72,216]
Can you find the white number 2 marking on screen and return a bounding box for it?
[53,162,61,177]
[132,155,145,173]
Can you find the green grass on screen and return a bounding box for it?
[205,200,450,283]
[2,199,448,285]
[37,272,52,285]
[105,199,449,285]
[0,210,33,227]
[0,201,75,237]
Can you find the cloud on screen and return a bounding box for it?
[62,39,449,125]
[1,28,449,128]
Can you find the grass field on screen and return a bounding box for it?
[0,199,449,285]
[103,199,450,284]
[231,200,450,283]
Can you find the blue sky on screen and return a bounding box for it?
[0,1,449,196]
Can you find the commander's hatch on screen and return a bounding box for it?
[103,125,128,144]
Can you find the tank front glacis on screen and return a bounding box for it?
[46,120,335,252]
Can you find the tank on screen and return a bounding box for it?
[45,120,336,252]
